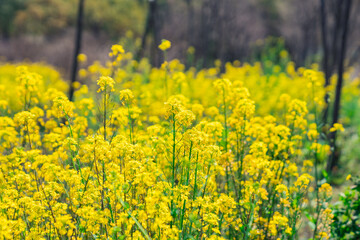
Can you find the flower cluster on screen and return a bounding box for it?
[0,43,347,239]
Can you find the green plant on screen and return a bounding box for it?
[331,176,360,239]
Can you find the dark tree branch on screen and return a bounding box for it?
[136,0,161,67]
[320,0,330,124]
[327,0,352,174]
[69,0,85,102]
[330,0,343,73]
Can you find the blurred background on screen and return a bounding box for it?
[1,0,360,77]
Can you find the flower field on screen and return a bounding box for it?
[0,43,359,239]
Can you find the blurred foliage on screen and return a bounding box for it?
[14,0,75,35]
[84,0,146,38]
[251,37,291,74]
[0,0,26,38]
[331,176,360,239]
[1,0,146,37]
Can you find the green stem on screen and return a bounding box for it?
[172,112,176,188]
[104,88,107,141]
[117,196,152,240]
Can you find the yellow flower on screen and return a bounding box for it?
[77,53,87,63]
[294,174,311,189]
[52,95,74,118]
[72,81,81,89]
[119,89,135,103]
[159,39,171,51]
[0,41,343,239]
[14,111,36,126]
[79,69,87,78]
[109,44,125,57]
[275,184,289,196]
[187,46,195,54]
[97,76,115,93]
[319,183,332,198]
[330,123,345,132]
[0,100,8,110]
[191,104,204,117]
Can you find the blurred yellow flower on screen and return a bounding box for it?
[159,39,171,51]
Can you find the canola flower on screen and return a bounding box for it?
[77,54,87,63]
[1,42,358,239]
[159,39,171,51]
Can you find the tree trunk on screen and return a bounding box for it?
[152,0,161,67]
[320,0,330,124]
[330,0,343,73]
[327,0,352,174]
[69,0,85,102]
[136,0,161,67]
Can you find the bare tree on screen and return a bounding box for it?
[69,0,85,101]
[320,0,330,123]
[136,0,161,67]
[327,0,352,174]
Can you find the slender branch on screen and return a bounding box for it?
[69,0,85,101]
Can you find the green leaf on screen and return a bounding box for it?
[322,170,328,180]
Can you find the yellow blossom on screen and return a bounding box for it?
[159,39,171,51]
